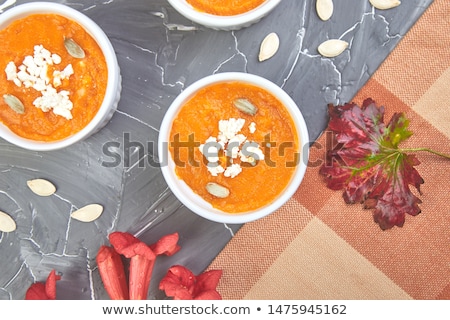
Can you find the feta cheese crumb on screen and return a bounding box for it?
[5,61,17,81]
[199,136,222,163]
[199,117,263,179]
[4,44,75,120]
[53,63,73,87]
[245,143,265,161]
[226,134,247,159]
[219,118,246,140]
[207,163,225,176]
[33,89,73,120]
[224,163,242,178]
[52,53,62,65]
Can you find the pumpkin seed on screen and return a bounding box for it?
[71,204,103,222]
[0,210,16,233]
[369,0,401,10]
[318,39,349,58]
[27,179,56,196]
[64,37,85,59]
[3,94,25,114]
[258,32,279,62]
[206,182,230,198]
[0,0,16,13]
[316,0,334,21]
[233,98,258,116]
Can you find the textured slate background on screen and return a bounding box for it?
[0,0,433,299]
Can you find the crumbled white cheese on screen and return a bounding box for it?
[53,64,74,87]
[238,151,254,164]
[51,53,62,65]
[4,44,74,120]
[199,117,264,179]
[199,136,222,163]
[219,118,245,140]
[5,61,16,81]
[207,163,225,176]
[224,163,242,178]
[244,143,265,161]
[226,134,247,159]
[239,141,265,165]
[33,88,73,120]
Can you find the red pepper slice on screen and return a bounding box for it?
[96,245,129,300]
[25,269,61,300]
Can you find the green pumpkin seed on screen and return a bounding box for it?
[64,37,85,59]
[233,98,258,116]
[3,94,25,114]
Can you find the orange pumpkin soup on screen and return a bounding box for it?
[0,14,107,141]
[186,0,265,16]
[169,81,300,213]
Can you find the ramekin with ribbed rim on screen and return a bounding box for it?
[167,0,282,31]
[0,2,121,151]
[158,72,309,224]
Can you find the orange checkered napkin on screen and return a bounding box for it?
[208,0,450,300]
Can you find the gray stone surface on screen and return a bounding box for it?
[0,0,433,299]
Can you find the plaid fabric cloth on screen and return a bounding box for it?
[208,0,450,300]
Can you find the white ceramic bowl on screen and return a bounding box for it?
[159,72,309,224]
[0,2,121,151]
[167,0,282,30]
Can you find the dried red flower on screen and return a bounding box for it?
[25,269,61,300]
[150,232,181,256]
[97,231,181,300]
[159,265,222,300]
[109,232,156,300]
[96,245,129,300]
